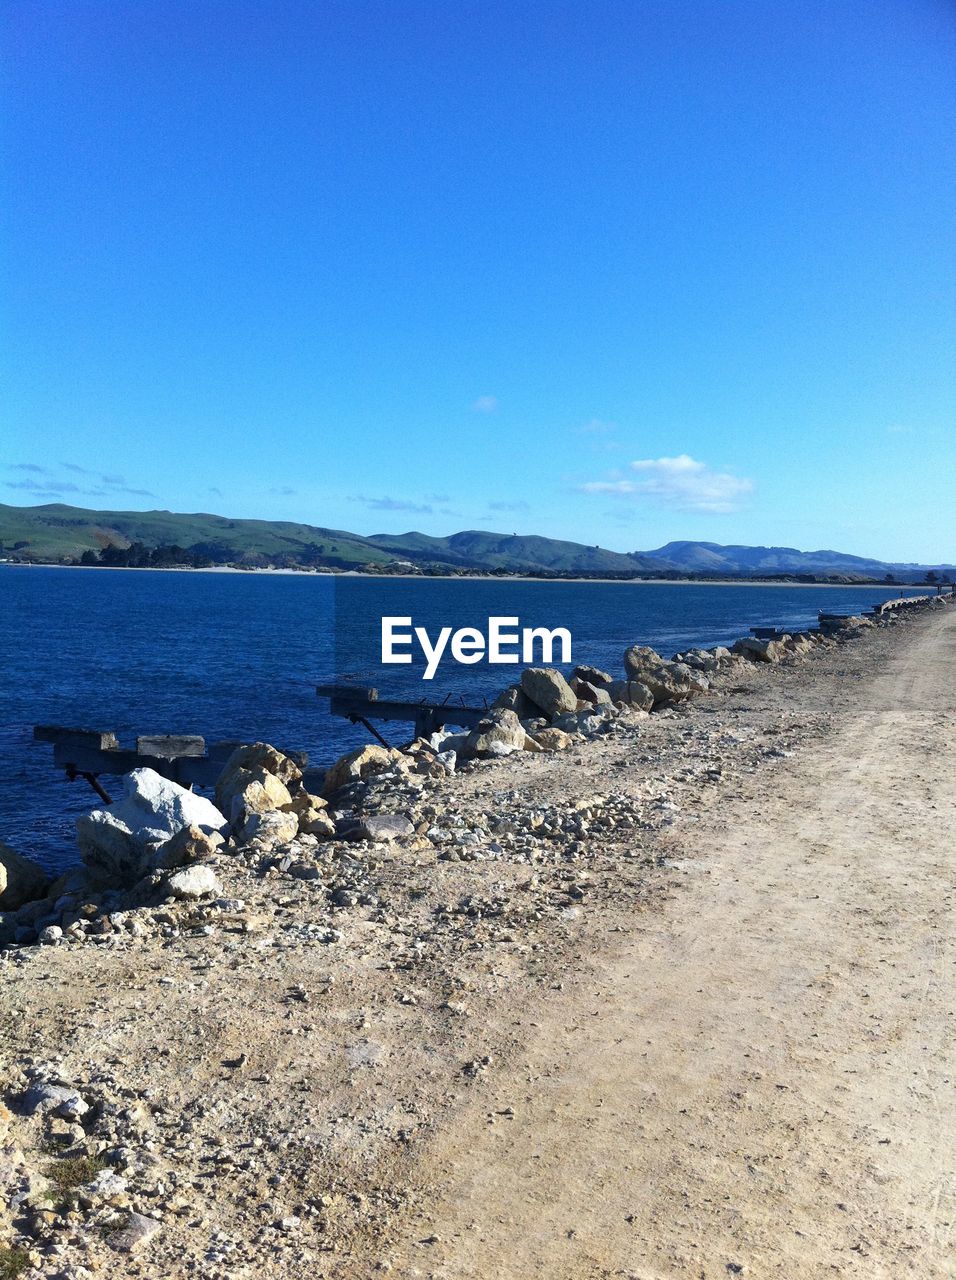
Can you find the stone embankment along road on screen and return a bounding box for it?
[386,607,956,1279]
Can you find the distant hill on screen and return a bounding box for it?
[367,530,661,574]
[0,503,394,569]
[0,503,951,580]
[642,541,956,579]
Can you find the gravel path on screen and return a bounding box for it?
[387,607,956,1278]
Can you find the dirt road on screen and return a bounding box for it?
[388,610,956,1278]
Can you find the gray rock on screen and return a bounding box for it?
[520,668,578,718]
[572,664,613,687]
[679,647,720,673]
[110,1211,162,1254]
[436,732,469,756]
[572,679,613,707]
[464,708,529,758]
[732,636,787,662]
[621,648,707,704]
[490,684,538,718]
[21,1082,89,1121]
[38,924,63,945]
[340,814,415,842]
[606,679,655,711]
[324,744,410,795]
[622,645,665,678]
[669,662,709,692]
[238,809,299,848]
[552,710,609,736]
[0,841,49,911]
[164,864,222,900]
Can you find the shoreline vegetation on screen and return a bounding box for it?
[1,561,949,589]
[0,595,952,1275]
[1,500,952,586]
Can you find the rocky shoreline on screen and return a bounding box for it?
[0,594,951,1279]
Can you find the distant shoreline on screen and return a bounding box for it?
[0,561,934,589]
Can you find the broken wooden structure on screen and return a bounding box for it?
[316,683,489,744]
[33,725,323,803]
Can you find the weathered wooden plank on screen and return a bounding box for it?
[34,725,120,750]
[136,734,205,758]
[316,684,379,702]
[49,742,224,787]
[317,682,488,738]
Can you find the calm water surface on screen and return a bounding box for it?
[0,566,918,872]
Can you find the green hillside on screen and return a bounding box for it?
[0,504,394,568]
[0,502,947,579]
[0,504,656,574]
[367,529,658,573]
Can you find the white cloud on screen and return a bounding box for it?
[471,395,499,413]
[580,453,753,513]
[351,494,433,514]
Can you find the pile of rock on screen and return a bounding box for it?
[322,743,414,794]
[216,741,335,847]
[1,742,348,947]
[818,613,875,638]
[428,666,622,763]
[730,632,819,662]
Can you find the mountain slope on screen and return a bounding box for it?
[367,530,660,573]
[0,503,950,578]
[643,541,955,577]
[0,504,394,567]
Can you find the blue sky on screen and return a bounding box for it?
[1,0,953,561]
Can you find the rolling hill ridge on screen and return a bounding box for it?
[0,503,951,580]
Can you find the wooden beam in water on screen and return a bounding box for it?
[34,725,325,794]
[34,725,120,750]
[317,684,488,739]
[136,734,205,758]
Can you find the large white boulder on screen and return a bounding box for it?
[77,768,227,884]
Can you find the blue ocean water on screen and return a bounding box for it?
[0,566,918,872]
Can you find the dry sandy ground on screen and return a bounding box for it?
[389,609,956,1279]
[2,607,953,1280]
